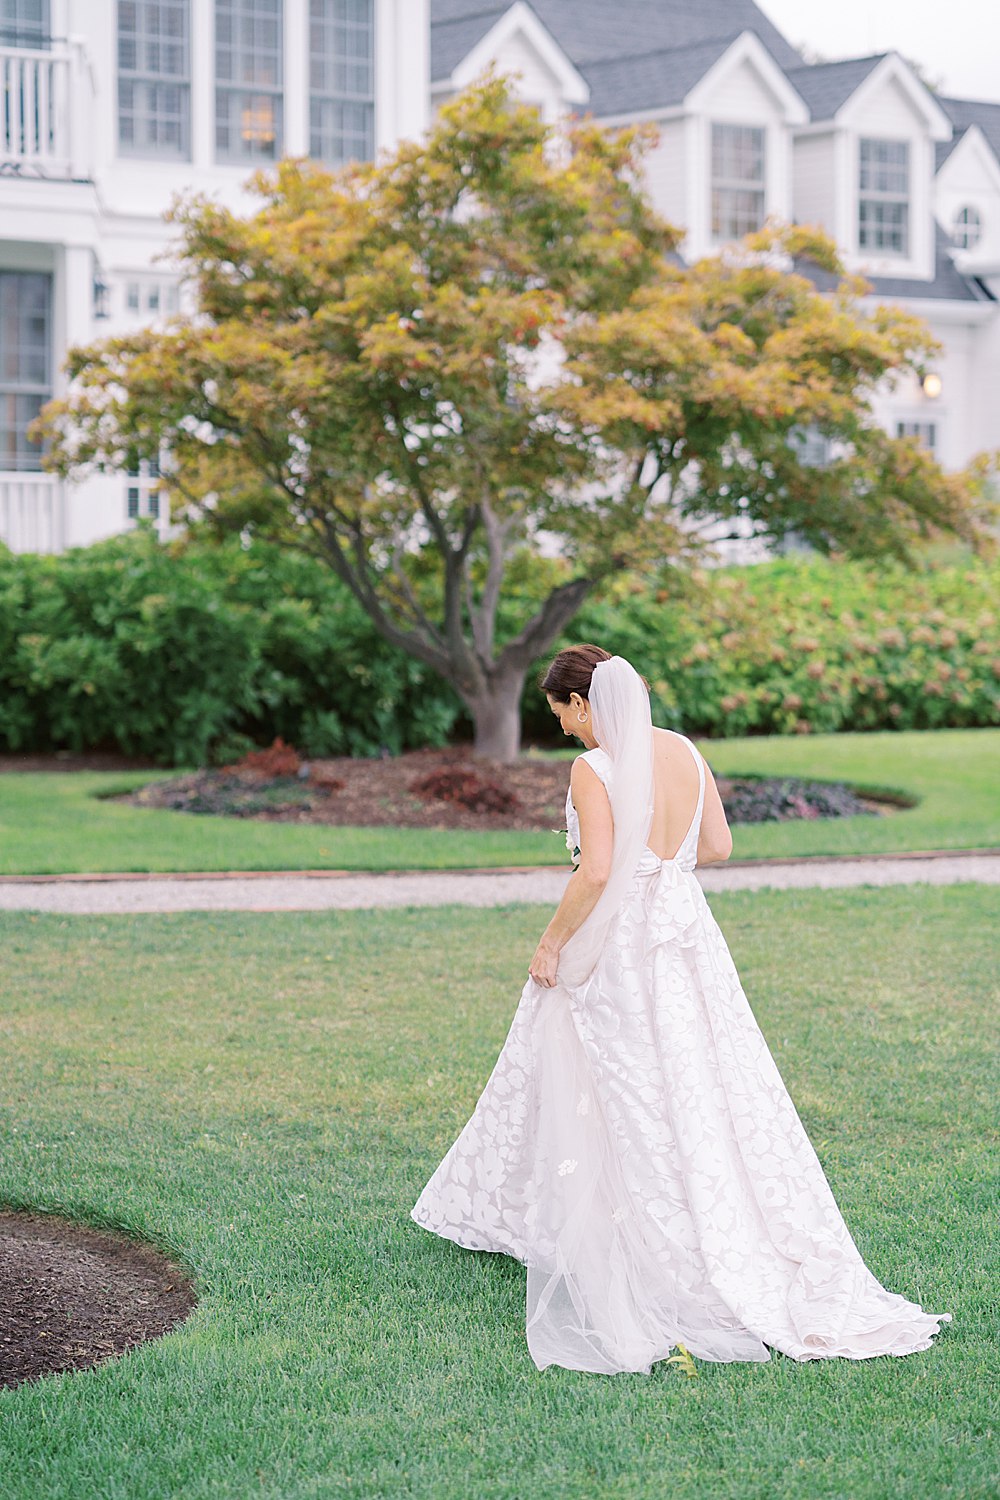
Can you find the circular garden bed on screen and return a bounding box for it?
[114,739,912,831]
[0,1209,196,1390]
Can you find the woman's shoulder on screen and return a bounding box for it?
[654,726,699,757]
[574,746,612,785]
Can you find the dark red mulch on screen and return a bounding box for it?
[0,1209,198,1390]
[119,745,577,833]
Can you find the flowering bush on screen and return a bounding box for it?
[525,551,1000,739]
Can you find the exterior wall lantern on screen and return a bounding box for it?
[922,372,942,399]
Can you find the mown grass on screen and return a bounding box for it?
[0,888,996,1499]
[0,727,997,875]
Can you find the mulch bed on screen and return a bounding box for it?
[0,1209,197,1390]
[109,743,892,829]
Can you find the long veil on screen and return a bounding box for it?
[556,656,654,991]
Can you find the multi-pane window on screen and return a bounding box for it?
[0,0,50,49]
[789,426,831,468]
[124,278,180,316]
[310,0,375,166]
[117,1,191,157]
[858,138,909,254]
[711,123,766,241]
[126,457,163,522]
[951,205,982,250]
[896,421,936,452]
[216,0,283,162]
[0,271,51,472]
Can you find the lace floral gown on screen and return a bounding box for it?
[410,734,952,1374]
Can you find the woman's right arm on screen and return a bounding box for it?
[696,753,733,865]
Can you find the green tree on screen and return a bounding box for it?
[35,75,995,759]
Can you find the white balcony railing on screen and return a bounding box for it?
[1,40,92,180]
[0,472,67,553]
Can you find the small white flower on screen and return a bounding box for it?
[575,1093,591,1116]
[557,1158,578,1176]
[611,1207,625,1223]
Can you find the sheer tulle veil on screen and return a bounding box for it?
[556,655,654,991]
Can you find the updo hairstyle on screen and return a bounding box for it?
[537,644,613,703]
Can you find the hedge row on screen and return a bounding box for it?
[0,531,996,765]
[0,532,461,764]
[562,552,1000,740]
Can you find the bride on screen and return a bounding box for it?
[410,645,952,1374]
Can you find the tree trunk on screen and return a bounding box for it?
[467,671,527,762]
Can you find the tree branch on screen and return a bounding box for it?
[495,574,594,676]
[303,512,453,677]
[467,494,510,667]
[389,540,449,650]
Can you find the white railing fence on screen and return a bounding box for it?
[0,473,68,553]
[0,39,92,179]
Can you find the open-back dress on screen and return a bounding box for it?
[410,732,952,1374]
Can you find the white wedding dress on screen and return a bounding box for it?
[410,732,952,1374]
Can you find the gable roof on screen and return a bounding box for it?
[431,0,803,88]
[784,55,886,121]
[581,36,736,117]
[433,7,509,79]
[938,96,1000,168]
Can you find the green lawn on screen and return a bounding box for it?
[0,888,995,1499]
[0,727,996,875]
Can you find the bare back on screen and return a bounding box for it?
[646,728,702,862]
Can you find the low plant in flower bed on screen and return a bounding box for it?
[719,775,909,824]
[409,767,521,815]
[223,737,302,779]
[156,775,319,818]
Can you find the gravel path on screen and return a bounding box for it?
[0,852,997,914]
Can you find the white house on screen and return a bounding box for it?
[431,1,1000,486]
[4,0,999,557]
[0,0,429,553]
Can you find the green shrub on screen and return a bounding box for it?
[0,532,996,764]
[523,553,1000,740]
[0,531,461,764]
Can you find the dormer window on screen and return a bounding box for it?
[711,123,766,241]
[858,138,909,255]
[951,205,982,250]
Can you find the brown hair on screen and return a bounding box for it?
[538,644,613,703]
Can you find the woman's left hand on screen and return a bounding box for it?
[528,940,560,989]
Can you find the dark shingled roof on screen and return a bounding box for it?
[797,223,993,304]
[784,55,886,122]
[938,96,1000,168]
[935,129,966,172]
[581,36,740,117]
[431,0,804,94]
[433,7,509,79]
